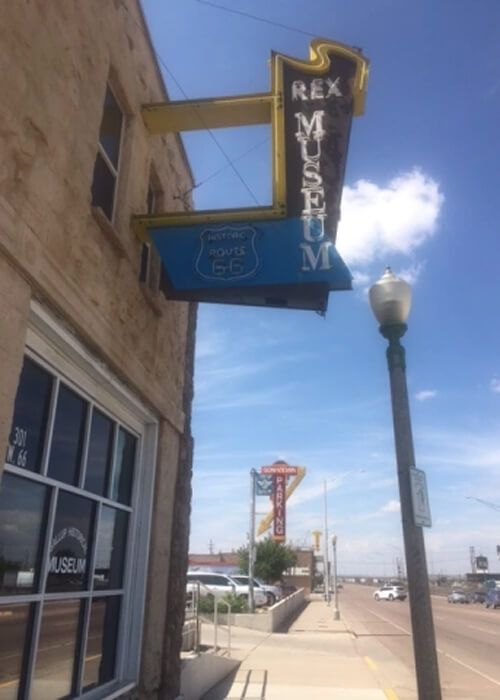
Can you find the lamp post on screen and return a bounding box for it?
[331,535,340,620]
[248,469,256,613]
[323,480,330,604]
[369,267,441,700]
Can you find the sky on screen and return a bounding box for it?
[141,0,500,577]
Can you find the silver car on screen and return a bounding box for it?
[186,571,267,606]
[231,575,282,606]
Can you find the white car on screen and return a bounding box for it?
[186,571,267,607]
[231,575,282,606]
[373,585,407,601]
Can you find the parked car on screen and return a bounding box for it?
[230,575,282,606]
[467,590,487,604]
[447,590,468,604]
[373,585,407,601]
[186,571,267,607]
[484,589,500,609]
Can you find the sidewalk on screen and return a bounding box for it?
[200,595,406,700]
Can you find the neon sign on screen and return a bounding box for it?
[132,39,369,312]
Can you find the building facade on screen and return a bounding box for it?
[0,2,195,699]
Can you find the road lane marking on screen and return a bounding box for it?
[438,650,500,687]
[363,655,400,699]
[367,609,411,635]
[384,690,399,700]
[369,604,500,686]
[364,656,377,671]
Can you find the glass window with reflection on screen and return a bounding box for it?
[5,357,52,473]
[1,354,142,699]
[85,409,114,496]
[0,473,47,595]
[46,491,94,594]
[94,506,128,590]
[83,597,121,691]
[0,602,31,699]
[91,86,123,221]
[31,599,81,700]
[48,384,87,486]
[111,428,136,505]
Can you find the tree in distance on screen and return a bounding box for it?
[238,537,297,583]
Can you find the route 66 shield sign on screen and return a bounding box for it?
[194,224,260,282]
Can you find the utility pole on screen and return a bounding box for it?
[470,546,476,574]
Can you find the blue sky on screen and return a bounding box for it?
[142,0,500,576]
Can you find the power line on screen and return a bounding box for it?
[181,135,270,197]
[120,0,262,205]
[195,0,317,38]
[153,52,261,204]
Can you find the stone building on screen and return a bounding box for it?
[0,2,195,699]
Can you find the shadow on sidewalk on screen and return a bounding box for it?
[273,597,309,633]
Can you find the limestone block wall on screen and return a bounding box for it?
[0,1,196,698]
[0,0,194,434]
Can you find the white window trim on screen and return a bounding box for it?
[15,299,160,696]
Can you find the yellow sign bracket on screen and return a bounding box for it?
[132,38,369,243]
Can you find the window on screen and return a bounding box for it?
[91,86,124,221]
[5,357,53,473]
[139,179,164,294]
[0,353,146,699]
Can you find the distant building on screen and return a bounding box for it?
[188,552,240,574]
[0,2,195,699]
[283,548,315,593]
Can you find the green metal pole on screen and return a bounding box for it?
[381,323,441,700]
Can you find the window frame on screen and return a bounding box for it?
[0,301,159,699]
[91,84,125,224]
[139,172,164,294]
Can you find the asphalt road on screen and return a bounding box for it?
[340,584,500,700]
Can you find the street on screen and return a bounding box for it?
[340,584,500,699]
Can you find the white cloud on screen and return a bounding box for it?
[379,500,401,514]
[351,270,371,289]
[490,377,500,394]
[398,261,426,286]
[337,169,444,266]
[415,390,437,402]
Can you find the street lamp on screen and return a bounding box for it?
[323,480,331,604]
[369,267,442,700]
[331,535,340,620]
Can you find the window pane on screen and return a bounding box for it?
[47,384,87,486]
[139,242,150,283]
[99,88,122,168]
[31,599,81,700]
[94,507,128,590]
[91,151,116,220]
[84,409,114,496]
[5,357,52,473]
[83,596,120,691]
[47,492,94,593]
[0,473,47,595]
[111,428,136,505]
[0,602,31,699]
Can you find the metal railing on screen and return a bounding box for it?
[184,581,232,657]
